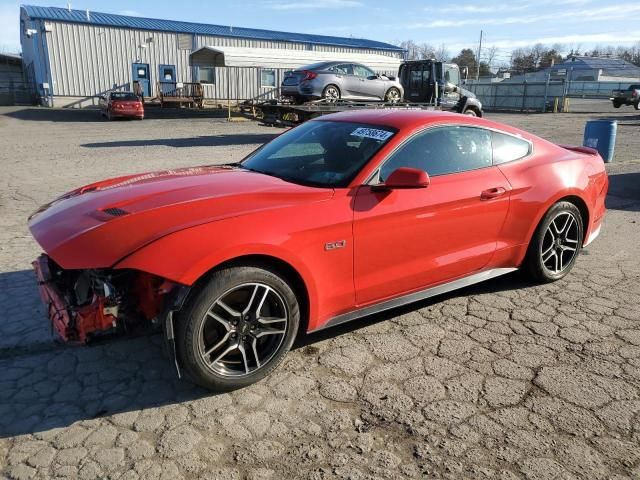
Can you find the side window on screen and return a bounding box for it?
[410,67,423,89]
[444,66,460,86]
[379,127,492,181]
[339,64,353,75]
[492,132,531,165]
[261,69,276,88]
[329,64,351,75]
[199,67,215,84]
[354,65,375,78]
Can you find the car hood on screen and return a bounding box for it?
[459,86,476,98]
[29,166,333,269]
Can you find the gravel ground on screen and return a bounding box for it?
[0,101,639,479]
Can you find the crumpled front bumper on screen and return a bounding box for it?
[32,254,116,343]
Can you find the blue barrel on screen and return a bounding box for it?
[583,119,617,163]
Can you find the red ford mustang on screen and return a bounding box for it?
[28,110,608,390]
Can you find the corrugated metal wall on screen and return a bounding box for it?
[45,23,193,96]
[37,20,403,100]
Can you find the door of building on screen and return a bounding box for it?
[132,63,151,97]
[159,64,176,96]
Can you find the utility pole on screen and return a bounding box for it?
[476,30,483,80]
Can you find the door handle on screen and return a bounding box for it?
[480,187,507,200]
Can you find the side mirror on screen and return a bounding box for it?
[374,167,430,190]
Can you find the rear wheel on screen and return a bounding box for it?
[385,87,401,103]
[322,85,340,103]
[635,101,640,111]
[524,202,583,283]
[176,265,300,391]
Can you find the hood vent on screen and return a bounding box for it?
[102,207,130,217]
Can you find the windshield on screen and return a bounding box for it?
[241,120,396,188]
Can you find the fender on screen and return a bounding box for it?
[457,96,483,116]
[115,227,322,328]
[494,147,603,268]
[112,193,359,333]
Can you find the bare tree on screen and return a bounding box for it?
[397,40,449,61]
[434,43,450,62]
[483,46,498,68]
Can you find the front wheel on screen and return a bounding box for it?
[463,107,478,117]
[524,202,583,283]
[385,87,401,104]
[176,265,300,391]
[612,101,621,108]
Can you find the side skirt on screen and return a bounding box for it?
[310,267,518,333]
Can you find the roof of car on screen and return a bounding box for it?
[315,109,532,139]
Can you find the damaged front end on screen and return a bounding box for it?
[32,254,180,344]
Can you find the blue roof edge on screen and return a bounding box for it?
[21,5,406,53]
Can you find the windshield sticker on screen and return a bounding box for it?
[350,127,393,142]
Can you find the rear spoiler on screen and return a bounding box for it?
[559,145,599,156]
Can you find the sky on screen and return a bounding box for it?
[1,0,640,64]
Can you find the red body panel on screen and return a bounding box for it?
[28,110,608,334]
[29,166,333,269]
[352,166,511,305]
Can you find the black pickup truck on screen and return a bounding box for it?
[398,60,483,116]
[611,85,640,110]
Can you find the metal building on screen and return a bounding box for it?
[20,5,404,107]
[0,53,33,106]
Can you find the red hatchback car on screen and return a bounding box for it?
[28,110,607,391]
[100,91,144,120]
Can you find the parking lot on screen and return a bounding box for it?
[1,102,639,479]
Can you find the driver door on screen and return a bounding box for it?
[441,64,462,110]
[353,125,511,305]
[353,64,384,100]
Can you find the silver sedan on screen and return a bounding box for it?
[281,61,404,103]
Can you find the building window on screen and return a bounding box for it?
[177,33,192,50]
[261,69,276,88]
[199,67,215,84]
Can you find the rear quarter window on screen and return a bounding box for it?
[492,132,531,165]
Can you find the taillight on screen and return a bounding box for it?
[302,70,317,81]
[633,91,638,98]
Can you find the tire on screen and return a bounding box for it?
[524,201,583,283]
[612,101,621,108]
[635,101,640,111]
[463,107,478,117]
[384,87,401,104]
[176,265,300,391]
[321,84,340,103]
